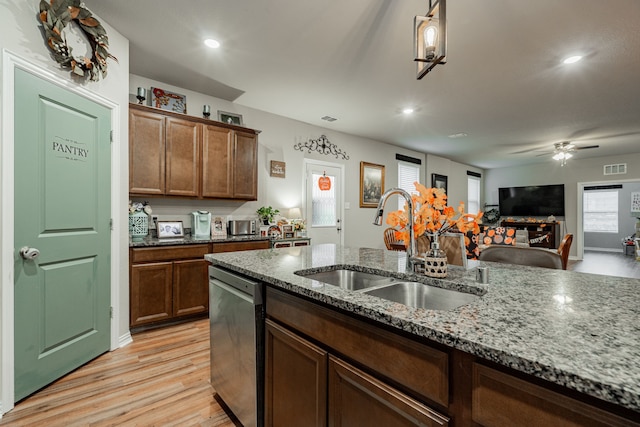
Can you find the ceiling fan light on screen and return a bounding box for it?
[565,152,573,159]
[553,153,563,160]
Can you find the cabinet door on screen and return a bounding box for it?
[130,262,173,327]
[233,131,258,200]
[202,124,233,198]
[129,108,165,195]
[265,319,327,427]
[328,356,449,427]
[165,117,201,197]
[172,258,209,317]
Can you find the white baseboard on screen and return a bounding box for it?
[584,247,623,253]
[119,331,133,348]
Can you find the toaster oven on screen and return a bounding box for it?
[228,220,256,236]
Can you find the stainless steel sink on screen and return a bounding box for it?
[297,269,396,290]
[363,281,479,311]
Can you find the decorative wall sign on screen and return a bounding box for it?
[293,135,349,160]
[39,0,117,81]
[632,192,640,213]
[151,87,187,113]
[360,162,385,208]
[270,161,286,178]
[318,173,332,191]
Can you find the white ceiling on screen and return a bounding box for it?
[89,0,640,169]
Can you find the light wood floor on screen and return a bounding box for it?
[0,319,239,427]
[569,249,640,279]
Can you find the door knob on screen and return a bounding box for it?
[19,246,40,260]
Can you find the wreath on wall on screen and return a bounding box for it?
[483,208,500,224]
[39,0,117,81]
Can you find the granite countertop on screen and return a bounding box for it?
[204,244,640,413]
[129,234,272,247]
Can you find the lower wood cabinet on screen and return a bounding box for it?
[265,318,449,427]
[130,240,271,329]
[264,287,640,427]
[265,319,327,427]
[472,363,640,427]
[130,245,210,328]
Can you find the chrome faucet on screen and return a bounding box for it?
[373,188,419,271]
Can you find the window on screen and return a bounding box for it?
[398,162,420,210]
[467,176,481,214]
[583,191,618,233]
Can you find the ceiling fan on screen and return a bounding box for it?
[546,141,599,166]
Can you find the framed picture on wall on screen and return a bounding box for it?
[217,110,244,126]
[360,162,385,208]
[431,173,448,194]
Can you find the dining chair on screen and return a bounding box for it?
[417,233,467,267]
[384,228,405,251]
[557,233,573,270]
[478,245,562,269]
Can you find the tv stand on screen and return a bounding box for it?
[501,221,560,250]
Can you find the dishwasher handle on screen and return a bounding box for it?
[210,278,254,304]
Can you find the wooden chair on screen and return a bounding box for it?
[478,246,562,269]
[557,233,573,270]
[384,228,405,251]
[417,233,467,267]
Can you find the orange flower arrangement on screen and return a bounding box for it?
[386,182,483,245]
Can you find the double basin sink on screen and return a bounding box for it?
[296,269,479,311]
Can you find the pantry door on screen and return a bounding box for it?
[13,68,111,401]
[304,160,344,245]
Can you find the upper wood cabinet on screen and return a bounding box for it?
[165,117,201,197]
[129,104,259,200]
[129,108,165,195]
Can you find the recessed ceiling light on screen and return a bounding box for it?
[402,108,414,115]
[448,132,468,139]
[204,39,220,49]
[562,55,583,64]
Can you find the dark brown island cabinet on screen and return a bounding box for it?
[129,240,269,330]
[265,287,640,427]
[129,103,259,200]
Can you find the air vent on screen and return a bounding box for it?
[321,116,337,122]
[603,163,627,175]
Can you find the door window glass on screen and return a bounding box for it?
[312,173,336,227]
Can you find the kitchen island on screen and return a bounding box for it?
[205,244,640,426]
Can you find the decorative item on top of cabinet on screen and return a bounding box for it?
[129,104,259,200]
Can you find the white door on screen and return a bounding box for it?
[304,161,344,245]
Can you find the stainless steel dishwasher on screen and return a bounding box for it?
[209,266,264,427]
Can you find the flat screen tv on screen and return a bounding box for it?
[498,184,565,217]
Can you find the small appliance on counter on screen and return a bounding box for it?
[191,210,212,238]
[228,219,256,236]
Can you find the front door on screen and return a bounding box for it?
[305,161,343,245]
[13,68,111,401]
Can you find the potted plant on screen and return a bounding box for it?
[256,206,279,225]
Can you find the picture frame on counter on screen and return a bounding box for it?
[282,224,294,238]
[217,110,243,126]
[211,216,227,238]
[157,221,184,238]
